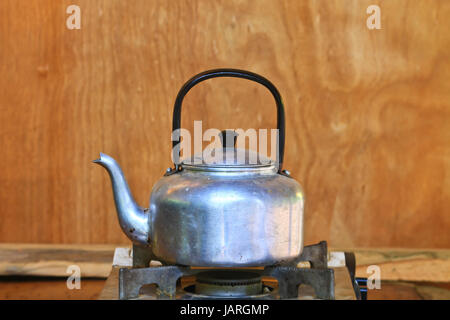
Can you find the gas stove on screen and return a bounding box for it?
[113,241,365,300]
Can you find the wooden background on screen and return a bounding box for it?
[0,0,449,248]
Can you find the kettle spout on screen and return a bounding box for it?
[93,153,150,245]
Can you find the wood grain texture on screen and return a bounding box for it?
[0,243,115,277]
[1,244,448,283]
[342,247,450,282]
[368,281,450,300]
[1,277,447,300]
[0,0,449,247]
[0,277,105,300]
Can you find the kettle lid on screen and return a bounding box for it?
[181,147,275,170]
[181,130,277,172]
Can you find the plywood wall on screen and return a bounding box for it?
[0,0,449,248]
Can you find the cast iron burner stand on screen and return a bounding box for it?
[118,241,339,300]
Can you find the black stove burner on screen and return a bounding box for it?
[119,241,336,300]
[195,270,263,297]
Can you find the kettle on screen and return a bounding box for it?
[94,69,304,267]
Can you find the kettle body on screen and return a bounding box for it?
[94,69,305,267]
[149,158,304,267]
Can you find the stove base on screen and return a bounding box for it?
[119,265,335,300]
[116,242,340,300]
[99,265,359,300]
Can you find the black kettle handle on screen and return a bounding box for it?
[172,68,286,172]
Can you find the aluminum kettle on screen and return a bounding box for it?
[94,69,304,267]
